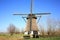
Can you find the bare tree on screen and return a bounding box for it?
[8,24,16,35]
[47,18,57,36]
[56,20,60,35]
[39,24,45,36]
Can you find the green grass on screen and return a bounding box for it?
[0,34,60,40]
[24,37,60,40]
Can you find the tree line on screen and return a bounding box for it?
[7,18,60,36]
[39,18,60,36]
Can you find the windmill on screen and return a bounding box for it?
[13,0,50,38]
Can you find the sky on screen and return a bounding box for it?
[0,0,60,32]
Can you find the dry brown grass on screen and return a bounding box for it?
[0,36,24,40]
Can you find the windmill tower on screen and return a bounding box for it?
[25,14,38,31]
[13,0,50,38]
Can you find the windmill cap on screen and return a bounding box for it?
[27,14,37,19]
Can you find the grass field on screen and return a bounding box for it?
[25,37,60,40]
[0,34,60,40]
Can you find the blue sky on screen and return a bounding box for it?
[0,0,60,32]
